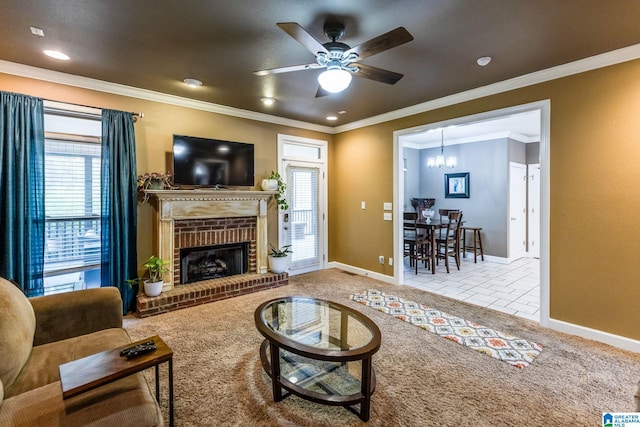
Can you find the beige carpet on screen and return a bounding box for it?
[124,269,640,426]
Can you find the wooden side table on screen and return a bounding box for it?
[460,226,484,263]
[59,335,174,426]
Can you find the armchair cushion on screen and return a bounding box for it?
[0,278,36,390]
[0,377,163,426]
[3,328,130,398]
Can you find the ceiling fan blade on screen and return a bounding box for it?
[277,22,329,55]
[354,63,404,85]
[254,63,323,76]
[345,27,414,60]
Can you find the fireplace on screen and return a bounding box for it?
[180,242,249,284]
[136,189,288,317]
[145,189,272,290]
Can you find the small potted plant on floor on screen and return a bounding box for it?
[142,255,170,297]
[268,243,292,274]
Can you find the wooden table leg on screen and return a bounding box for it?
[359,357,372,421]
[430,229,436,274]
[168,358,174,427]
[269,342,283,401]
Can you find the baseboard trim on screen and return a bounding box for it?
[548,318,640,352]
[327,261,395,285]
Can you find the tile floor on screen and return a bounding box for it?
[402,255,540,322]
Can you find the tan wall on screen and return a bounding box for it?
[4,58,640,341]
[331,59,640,340]
[0,73,332,269]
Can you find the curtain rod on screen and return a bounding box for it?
[42,98,144,118]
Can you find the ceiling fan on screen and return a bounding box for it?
[254,21,414,94]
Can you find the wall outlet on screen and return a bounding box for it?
[383,202,392,210]
[389,257,393,266]
[361,201,366,209]
[378,255,384,264]
[383,212,392,221]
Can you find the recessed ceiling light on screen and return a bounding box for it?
[183,78,202,88]
[476,56,492,66]
[260,97,275,106]
[326,116,338,121]
[30,27,44,37]
[43,50,70,60]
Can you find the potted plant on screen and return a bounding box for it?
[137,172,175,203]
[268,243,292,274]
[127,255,170,297]
[261,171,288,211]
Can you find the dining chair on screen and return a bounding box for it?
[437,209,460,238]
[403,213,417,267]
[409,225,433,274]
[435,211,463,273]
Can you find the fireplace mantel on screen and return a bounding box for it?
[147,189,276,290]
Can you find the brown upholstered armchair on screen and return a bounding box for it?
[0,277,163,426]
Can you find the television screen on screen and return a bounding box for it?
[172,135,254,187]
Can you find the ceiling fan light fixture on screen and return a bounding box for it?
[317,68,352,93]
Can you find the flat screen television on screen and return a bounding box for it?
[172,134,254,188]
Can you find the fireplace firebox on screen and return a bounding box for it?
[180,242,249,284]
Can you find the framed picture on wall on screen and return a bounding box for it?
[445,172,470,198]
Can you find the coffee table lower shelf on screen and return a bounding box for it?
[259,340,376,421]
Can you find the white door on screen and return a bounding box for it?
[528,163,541,258]
[277,134,327,276]
[508,162,527,261]
[284,163,324,274]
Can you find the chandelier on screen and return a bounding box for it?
[427,128,457,169]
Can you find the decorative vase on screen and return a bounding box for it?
[269,256,288,274]
[143,280,163,297]
[261,179,278,191]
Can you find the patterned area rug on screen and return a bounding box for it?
[350,289,542,368]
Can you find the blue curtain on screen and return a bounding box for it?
[0,92,45,297]
[101,109,137,313]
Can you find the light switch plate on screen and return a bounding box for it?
[383,202,392,210]
[383,212,392,221]
[361,201,366,209]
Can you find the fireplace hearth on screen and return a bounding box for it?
[180,242,249,284]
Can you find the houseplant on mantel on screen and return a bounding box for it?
[137,172,175,203]
[268,243,292,274]
[261,171,288,211]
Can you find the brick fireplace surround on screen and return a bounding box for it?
[136,190,288,317]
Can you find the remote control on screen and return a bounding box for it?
[120,340,155,357]
[124,343,157,359]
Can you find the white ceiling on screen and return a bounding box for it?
[400,109,541,148]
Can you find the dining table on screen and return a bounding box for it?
[403,219,448,274]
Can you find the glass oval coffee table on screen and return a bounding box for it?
[254,296,382,421]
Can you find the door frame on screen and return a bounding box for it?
[393,100,550,327]
[277,134,328,274]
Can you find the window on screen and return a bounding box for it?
[43,105,102,294]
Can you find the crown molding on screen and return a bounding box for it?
[0,60,335,134]
[334,43,640,133]
[2,42,640,136]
